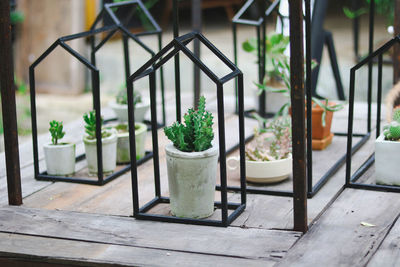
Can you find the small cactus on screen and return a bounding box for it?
[392,107,400,123]
[384,109,400,141]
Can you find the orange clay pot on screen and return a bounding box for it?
[289,102,335,140]
[311,103,334,140]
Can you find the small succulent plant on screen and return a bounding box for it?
[246,115,292,161]
[384,108,400,141]
[164,96,214,152]
[49,120,65,145]
[83,110,110,140]
[116,85,142,107]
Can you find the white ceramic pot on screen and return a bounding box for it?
[83,129,117,175]
[44,143,76,176]
[228,154,292,183]
[375,133,400,185]
[165,143,219,219]
[114,122,147,164]
[109,100,150,122]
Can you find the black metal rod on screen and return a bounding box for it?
[29,67,39,179]
[305,0,313,194]
[367,0,374,132]
[92,70,104,183]
[158,33,166,126]
[233,23,239,113]
[127,74,140,214]
[217,83,228,225]
[289,0,307,233]
[150,72,161,197]
[238,73,247,206]
[346,69,356,186]
[325,32,346,100]
[123,34,131,85]
[377,54,383,138]
[352,0,360,60]
[0,0,22,205]
[173,0,181,121]
[192,0,201,108]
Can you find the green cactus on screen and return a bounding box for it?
[392,108,400,123]
[164,96,214,152]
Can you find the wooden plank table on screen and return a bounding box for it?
[0,101,394,266]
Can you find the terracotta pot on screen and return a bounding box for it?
[311,103,334,140]
[289,102,334,140]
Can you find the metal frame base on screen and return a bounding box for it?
[347,154,400,194]
[134,196,246,227]
[218,132,370,198]
[36,151,153,186]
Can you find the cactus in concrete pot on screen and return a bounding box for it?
[376,107,400,185]
[164,96,218,219]
[43,120,76,176]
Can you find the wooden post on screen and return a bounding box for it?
[393,0,400,84]
[289,0,308,233]
[0,0,23,205]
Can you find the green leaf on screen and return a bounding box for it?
[164,96,213,152]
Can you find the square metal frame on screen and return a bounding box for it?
[228,0,367,198]
[127,32,246,227]
[345,36,400,193]
[29,1,163,185]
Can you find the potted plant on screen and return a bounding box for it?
[242,32,290,113]
[112,122,147,164]
[164,96,218,219]
[228,115,292,183]
[109,86,150,122]
[83,110,117,175]
[43,120,75,176]
[257,57,344,150]
[375,107,400,185]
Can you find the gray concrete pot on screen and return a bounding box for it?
[109,100,150,122]
[83,129,117,176]
[114,122,147,164]
[375,133,400,186]
[44,143,76,176]
[165,143,219,219]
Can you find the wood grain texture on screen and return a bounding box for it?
[276,189,400,266]
[366,215,400,267]
[0,206,300,263]
[0,232,271,267]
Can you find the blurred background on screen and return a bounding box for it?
[4,0,394,151]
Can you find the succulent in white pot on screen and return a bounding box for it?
[375,108,400,186]
[164,96,218,219]
[109,87,149,122]
[43,120,75,176]
[83,111,117,176]
[229,114,292,183]
[113,122,147,164]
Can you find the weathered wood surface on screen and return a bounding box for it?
[0,232,275,267]
[0,206,300,266]
[20,102,381,231]
[367,214,400,267]
[275,188,400,266]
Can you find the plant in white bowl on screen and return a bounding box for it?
[109,86,149,122]
[113,122,147,164]
[229,114,292,183]
[164,96,218,219]
[43,120,75,176]
[83,110,117,175]
[375,107,400,186]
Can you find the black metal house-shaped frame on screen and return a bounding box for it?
[127,31,247,227]
[29,0,163,185]
[346,35,400,193]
